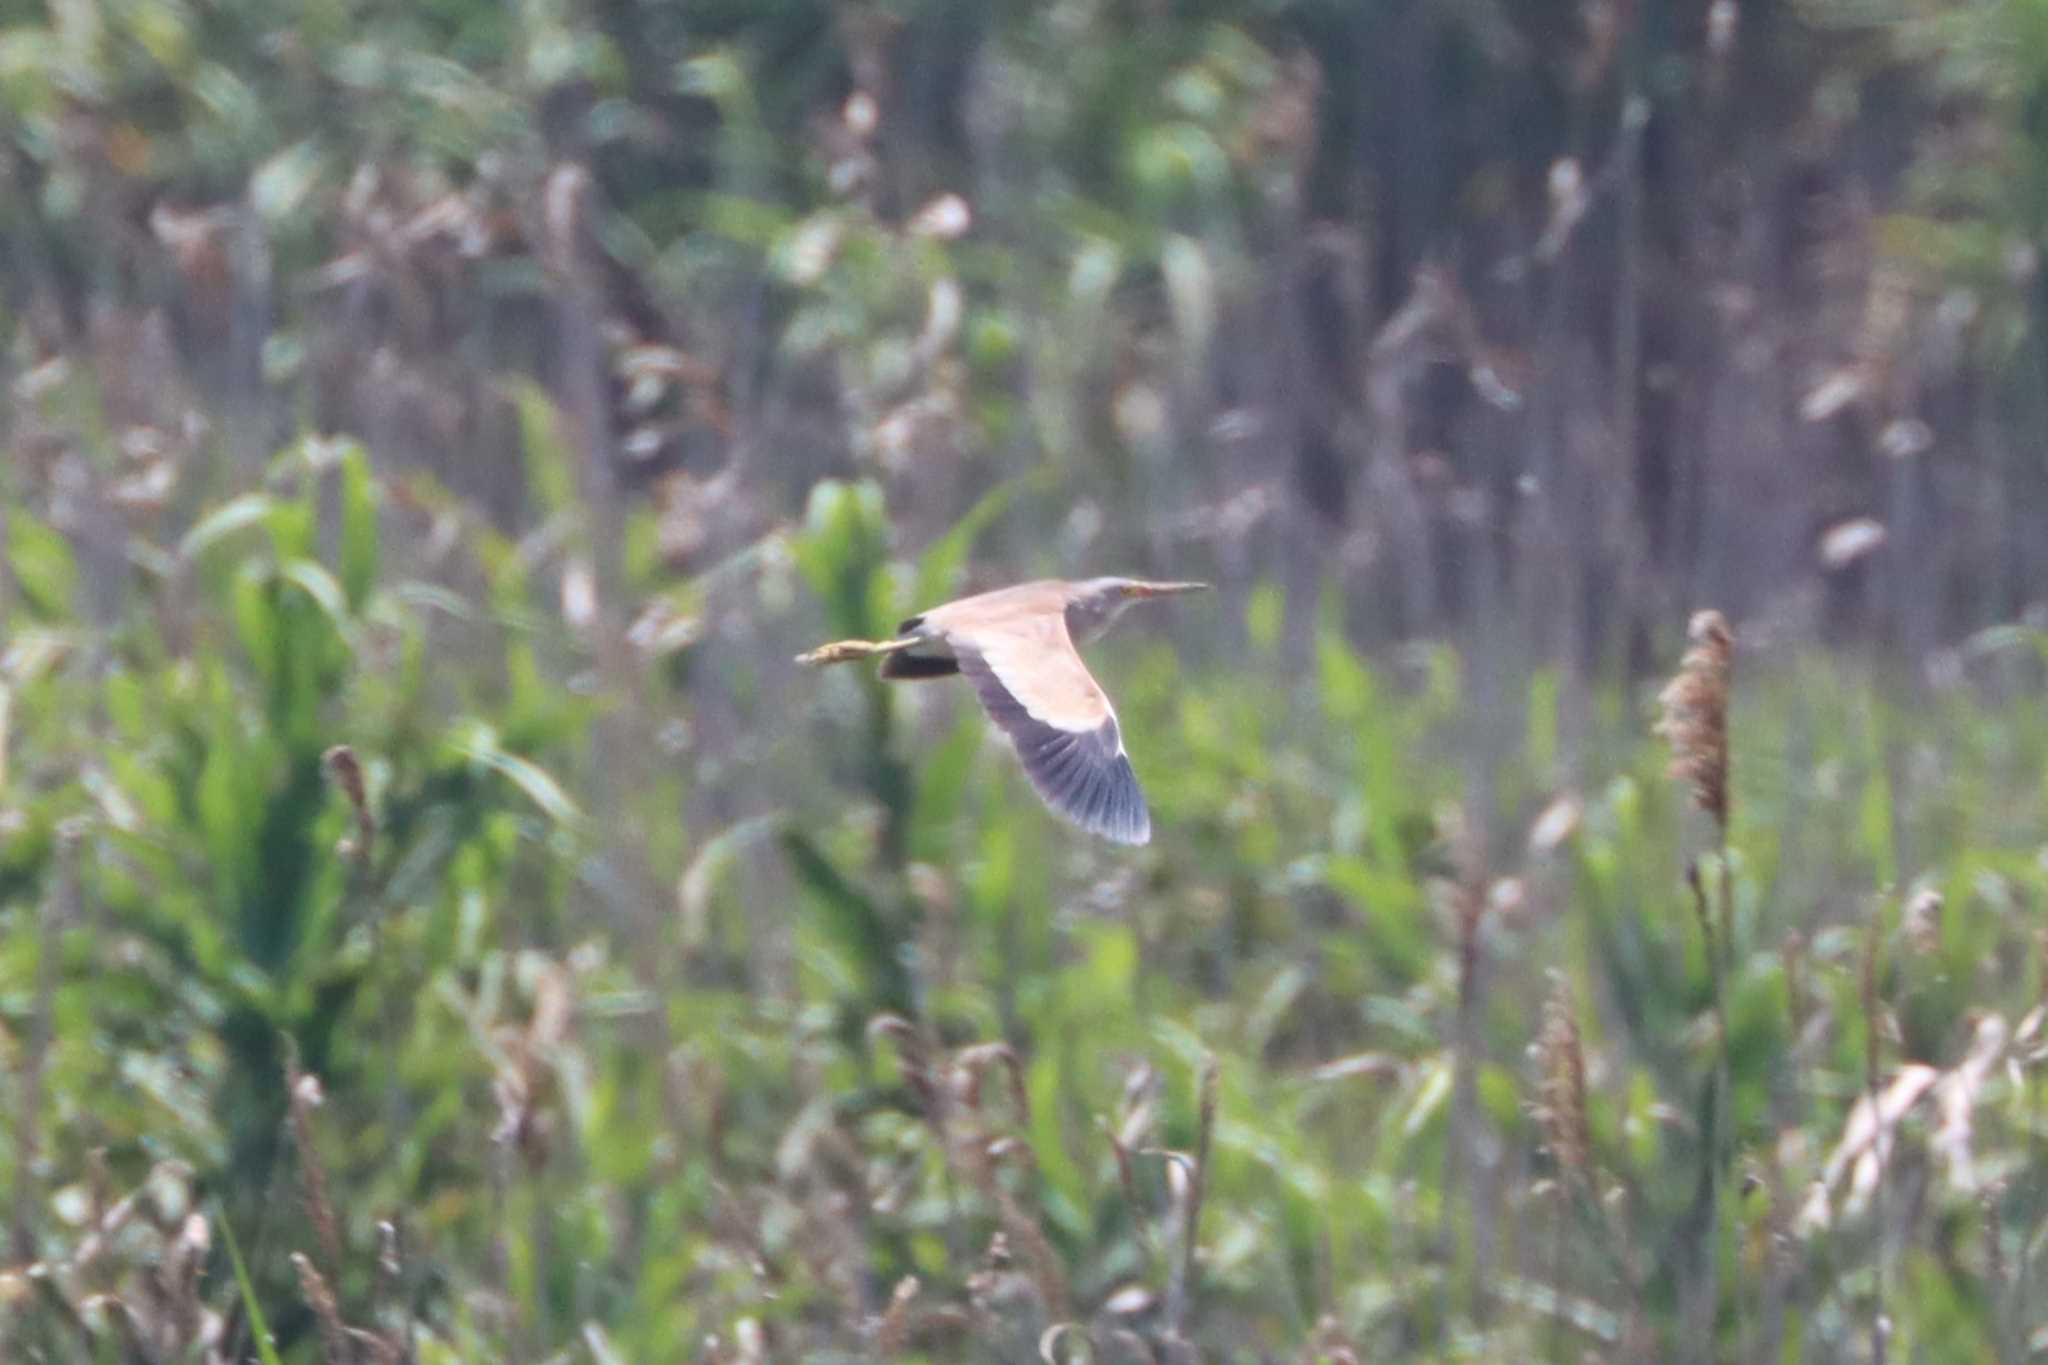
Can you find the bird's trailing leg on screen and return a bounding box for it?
[794,636,918,667]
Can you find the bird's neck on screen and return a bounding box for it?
[1065,601,1127,645]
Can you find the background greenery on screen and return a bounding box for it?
[7,0,2048,1360]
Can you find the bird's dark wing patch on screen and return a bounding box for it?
[880,651,960,680]
[959,652,1150,845]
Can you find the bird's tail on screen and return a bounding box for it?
[878,650,959,679]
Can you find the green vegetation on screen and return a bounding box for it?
[8,0,2048,1361]
[6,430,2047,1360]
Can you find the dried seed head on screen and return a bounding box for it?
[282,1047,344,1275]
[1117,1062,1159,1150]
[875,1276,920,1355]
[1534,974,1592,1188]
[1903,885,1944,956]
[867,1013,939,1111]
[1429,802,1489,955]
[1655,609,1734,833]
[322,744,374,861]
[1528,793,1583,855]
[952,1041,1030,1124]
[291,1251,350,1364]
[373,1218,403,1314]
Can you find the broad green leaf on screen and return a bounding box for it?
[1246,581,1284,653]
[196,737,249,927]
[694,191,793,249]
[338,446,379,609]
[1316,627,1375,726]
[280,559,351,631]
[251,138,325,224]
[912,480,1014,612]
[677,814,783,946]
[0,31,60,115]
[1324,855,1428,979]
[780,825,905,1011]
[451,722,582,825]
[791,478,891,638]
[1860,764,1897,886]
[266,492,317,560]
[511,379,579,520]
[7,510,76,619]
[230,563,279,684]
[676,49,753,111]
[180,493,276,561]
[910,711,984,862]
[393,580,480,621]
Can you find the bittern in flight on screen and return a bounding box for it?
[797,577,1208,845]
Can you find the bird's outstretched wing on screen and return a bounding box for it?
[952,612,1150,845]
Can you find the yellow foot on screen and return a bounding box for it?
[795,639,879,666]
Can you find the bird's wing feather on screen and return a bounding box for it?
[951,612,1150,845]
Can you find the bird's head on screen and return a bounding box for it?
[1116,578,1210,600]
[1066,576,1208,642]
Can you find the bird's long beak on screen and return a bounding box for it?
[1126,580,1210,598]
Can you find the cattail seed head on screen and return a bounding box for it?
[1655,609,1734,833]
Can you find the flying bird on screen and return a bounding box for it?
[796,577,1208,844]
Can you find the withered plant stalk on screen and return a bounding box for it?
[1166,1056,1220,1340]
[1655,609,1733,838]
[283,1041,346,1277]
[1659,610,1736,1362]
[1535,974,1592,1194]
[1533,972,1592,1360]
[1862,903,1889,1365]
[10,822,81,1264]
[293,1251,352,1365]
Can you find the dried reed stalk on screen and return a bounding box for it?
[1660,612,1737,1361]
[1104,1123,1165,1284]
[1982,1182,2010,1359]
[1164,1056,1219,1338]
[10,822,81,1263]
[1534,974,1592,1192]
[283,1043,346,1277]
[1436,814,1490,1320]
[323,744,375,864]
[293,1251,352,1364]
[1862,906,1890,1365]
[965,1143,1070,1324]
[873,1275,920,1356]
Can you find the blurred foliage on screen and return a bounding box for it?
[8,399,2048,1358]
[7,0,2048,1362]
